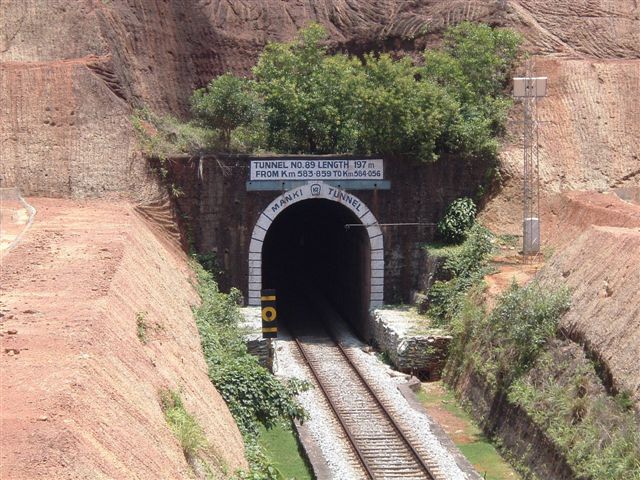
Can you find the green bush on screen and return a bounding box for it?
[186,22,521,161]
[190,259,309,478]
[486,282,571,386]
[190,73,262,150]
[160,389,208,460]
[508,349,640,480]
[446,280,570,391]
[135,311,148,344]
[427,222,493,325]
[436,197,477,244]
[131,107,219,159]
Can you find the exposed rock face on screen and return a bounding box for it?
[2,0,638,198]
[0,59,147,198]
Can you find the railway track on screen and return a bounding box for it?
[290,314,442,480]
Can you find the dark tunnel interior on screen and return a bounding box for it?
[262,199,371,334]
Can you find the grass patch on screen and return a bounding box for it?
[258,423,313,480]
[458,443,520,480]
[160,389,208,461]
[135,311,148,344]
[422,241,465,259]
[131,107,219,161]
[375,350,394,367]
[495,234,518,248]
[418,382,521,480]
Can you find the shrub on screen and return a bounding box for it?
[427,222,493,326]
[189,22,521,161]
[436,197,477,244]
[487,282,571,385]
[190,258,309,478]
[131,107,219,159]
[447,281,569,389]
[190,73,262,150]
[508,347,640,480]
[160,389,208,460]
[135,311,148,344]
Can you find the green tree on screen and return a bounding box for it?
[423,22,522,159]
[190,73,261,150]
[443,21,521,98]
[354,53,457,162]
[253,23,361,153]
[192,22,522,162]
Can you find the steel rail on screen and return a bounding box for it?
[293,322,436,479]
[331,337,436,479]
[294,337,377,479]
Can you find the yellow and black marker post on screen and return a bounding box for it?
[261,289,277,339]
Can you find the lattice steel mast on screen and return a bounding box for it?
[513,73,547,261]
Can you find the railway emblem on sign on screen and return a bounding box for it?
[310,183,322,196]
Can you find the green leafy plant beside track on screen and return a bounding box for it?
[426,222,494,326]
[190,259,310,479]
[440,276,640,479]
[423,219,639,479]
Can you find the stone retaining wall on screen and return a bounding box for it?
[370,308,451,380]
[239,307,273,370]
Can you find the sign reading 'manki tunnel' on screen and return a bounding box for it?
[261,289,277,339]
[250,159,383,181]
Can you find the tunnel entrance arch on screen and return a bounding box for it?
[248,183,383,318]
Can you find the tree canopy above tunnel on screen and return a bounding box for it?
[188,22,522,163]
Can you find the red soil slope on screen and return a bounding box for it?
[539,224,640,408]
[0,199,247,479]
[486,191,640,408]
[0,1,638,474]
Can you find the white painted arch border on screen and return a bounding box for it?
[248,182,384,309]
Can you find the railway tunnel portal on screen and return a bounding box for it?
[248,183,383,334]
[171,154,491,340]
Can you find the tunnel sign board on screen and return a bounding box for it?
[250,159,384,181]
[261,289,277,338]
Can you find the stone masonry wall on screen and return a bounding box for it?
[170,154,492,305]
[370,308,451,380]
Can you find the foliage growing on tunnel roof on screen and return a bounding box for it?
[191,73,262,151]
[187,21,522,162]
[131,106,220,160]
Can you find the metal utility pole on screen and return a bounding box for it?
[513,74,547,261]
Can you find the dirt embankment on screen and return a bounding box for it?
[539,223,640,409]
[0,199,247,479]
[486,191,640,409]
